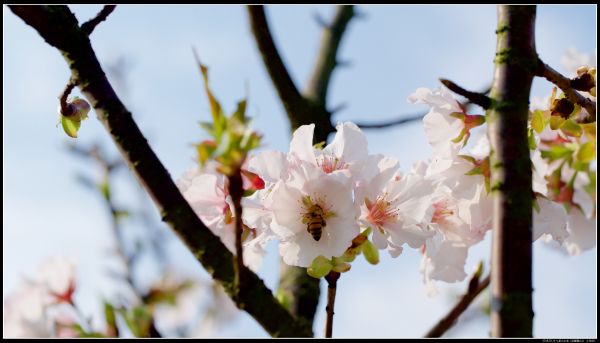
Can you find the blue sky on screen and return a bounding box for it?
[3,5,597,338]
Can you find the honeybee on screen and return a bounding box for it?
[302,204,326,241]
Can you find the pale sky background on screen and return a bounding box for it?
[3,4,597,338]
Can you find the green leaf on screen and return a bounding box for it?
[531,110,546,133]
[540,145,573,161]
[361,240,380,265]
[196,141,217,165]
[576,141,596,163]
[549,116,565,130]
[232,99,248,124]
[60,115,82,138]
[307,255,333,278]
[560,119,582,137]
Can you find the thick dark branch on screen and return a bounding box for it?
[305,5,354,104]
[536,58,596,123]
[247,5,335,141]
[488,5,536,337]
[425,274,491,338]
[440,78,492,109]
[247,5,305,125]
[9,5,311,337]
[80,5,117,35]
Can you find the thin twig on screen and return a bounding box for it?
[356,86,491,129]
[10,5,311,337]
[305,5,355,104]
[356,112,425,129]
[425,274,491,337]
[536,58,596,123]
[440,79,492,109]
[59,81,76,116]
[80,5,117,35]
[228,169,245,293]
[324,271,340,338]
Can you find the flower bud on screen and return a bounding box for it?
[58,97,91,138]
[307,255,333,278]
[361,240,380,265]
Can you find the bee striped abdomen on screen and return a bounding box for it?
[304,204,326,242]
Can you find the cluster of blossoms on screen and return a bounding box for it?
[4,258,80,337]
[178,51,596,293]
[4,257,238,338]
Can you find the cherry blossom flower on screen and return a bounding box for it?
[4,282,53,337]
[37,257,77,305]
[409,87,484,158]
[177,163,268,272]
[359,169,435,256]
[269,161,359,267]
[288,122,370,181]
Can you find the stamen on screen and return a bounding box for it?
[366,195,398,228]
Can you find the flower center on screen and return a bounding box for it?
[301,196,335,241]
[317,154,347,174]
[431,199,455,224]
[365,195,398,228]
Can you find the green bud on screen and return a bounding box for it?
[58,97,90,138]
[361,239,380,265]
[307,255,333,278]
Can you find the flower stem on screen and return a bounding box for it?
[229,168,245,292]
[324,271,340,338]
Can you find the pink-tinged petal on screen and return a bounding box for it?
[289,124,317,164]
[324,122,369,163]
[247,150,288,183]
[423,111,463,158]
[387,243,404,258]
[564,208,597,255]
[387,222,434,249]
[270,182,306,239]
[423,236,468,283]
[533,197,568,242]
[372,227,389,249]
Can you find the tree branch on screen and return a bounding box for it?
[356,112,426,129]
[305,5,354,105]
[488,5,536,337]
[228,169,245,295]
[9,5,311,337]
[59,80,76,116]
[247,5,306,128]
[248,5,356,326]
[80,5,117,35]
[536,58,596,123]
[439,78,492,109]
[425,274,491,338]
[356,86,491,130]
[324,271,340,338]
